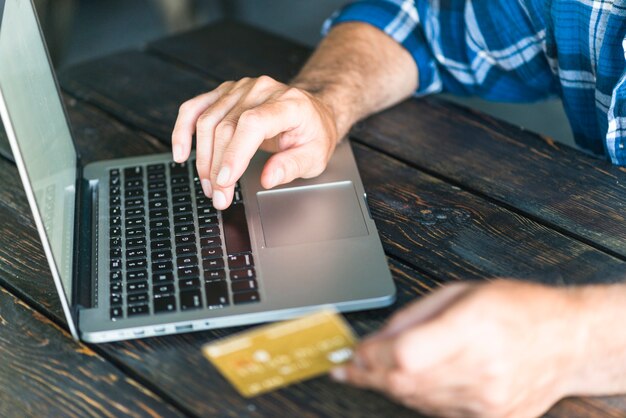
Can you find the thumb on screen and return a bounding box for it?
[261,143,327,189]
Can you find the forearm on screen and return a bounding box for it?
[565,283,626,396]
[291,22,418,140]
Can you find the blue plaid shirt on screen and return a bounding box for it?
[324,0,626,165]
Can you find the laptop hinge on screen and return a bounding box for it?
[72,170,96,311]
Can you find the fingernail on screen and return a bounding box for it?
[217,166,230,187]
[330,367,347,382]
[213,190,226,209]
[271,167,284,188]
[173,144,183,162]
[201,179,212,197]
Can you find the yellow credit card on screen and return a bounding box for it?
[202,309,358,397]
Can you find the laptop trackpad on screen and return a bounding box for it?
[257,181,368,247]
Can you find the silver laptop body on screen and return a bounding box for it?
[0,0,395,343]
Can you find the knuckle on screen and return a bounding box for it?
[215,120,236,139]
[283,86,304,100]
[255,75,277,89]
[196,112,216,131]
[238,109,260,128]
[178,100,193,114]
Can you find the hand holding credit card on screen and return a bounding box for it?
[202,309,357,397]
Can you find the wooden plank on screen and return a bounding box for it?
[148,20,310,82]
[59,51,217,141]
[147,21,626,259]
[0,286,184,418]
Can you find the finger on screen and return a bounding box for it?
[172,84,231,163]
[372,282,473,340]
[210,184,234,211]
[260,142,327,189]
[213,96,305,190]
[355,333,398,371]
[330,362,388,393]
[195,85,250,195]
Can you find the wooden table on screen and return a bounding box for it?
[2,20,626,417]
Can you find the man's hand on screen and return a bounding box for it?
[172,76,339,210]
[331,280,588,418]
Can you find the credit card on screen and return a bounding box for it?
[202,309,357,397]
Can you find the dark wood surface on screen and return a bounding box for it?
[1,19,625,417]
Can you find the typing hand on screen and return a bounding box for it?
[172,76,339,210]
[331,281,583,418]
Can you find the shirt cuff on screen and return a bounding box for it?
[322,0,442,96]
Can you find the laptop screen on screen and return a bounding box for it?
[0,0,77,300]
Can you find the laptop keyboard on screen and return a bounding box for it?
[108,161,260,321]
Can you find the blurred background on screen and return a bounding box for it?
[32,0,574,147]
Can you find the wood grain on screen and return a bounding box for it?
[0,286,184,418]
[147,20,626,260]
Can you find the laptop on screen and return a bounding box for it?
[0,0,395,343]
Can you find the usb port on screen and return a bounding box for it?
[175,324,193,332]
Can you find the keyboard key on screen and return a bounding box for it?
[228,253,254,269]
[153,272,174,283]
[178,266,199,278]
[200,236,222,249]
[149,199,168,210]
[171,185,190,195]
[154,295,176,313]
[222,204,252,255]
[126,248,147,259]
[175,234,195,245]
[171,176,188,185]
[125,217,145,228]
[179,278,200,290]
[110,282,122,293]
[172,195,191,205]
[110,206,121,217]
[201,247,223,260]
[124,166,143,179]
[110,195,121,206]
[151,240,170,251]
[148,172,165,181]
[110,294,122,306]
[197,206,217,218]
[110,186,120,196]
[125,179,143,189]
[127,237,147,248]
[110,227,121,238]
[110,216,121,227]
[125,198,144,208]
[174,224,194,235]
[176,255,197,267]
[196,196,212,208]
[204,269,226,281]
[230,268,255,281]
[198,216,218,227]
[176,244,196,256]
[203,258,224,271]
[173,203,192,214]
[231,279,258,292]
[205,280,229,307]
[109,168,120,178]
[110,306,123,320]
[110,247,122,259]
[127,281,148,293]
[169,161,188,177]
[233,291,260,305]
[128,304,149,316]
[125,189,142,198]
[150,219,169,229]
[110,270,122,282]
[127,270,148,282]
[150,229,170,241]
[126,227,145,238]
[125,207,144,218]
[148,163,165,173]
[152,249,172,261]
[153,283,175,295]
[150,208,169,219]
[127,292,149,305]
[148,180,166,190]
[110,259,121,270]
[199,226,220,238]
[174,214,194,225]
[180,289,202,310]
[233,189,243,204]
[149,190,167,200]
[152,261,173,273]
